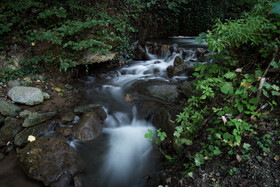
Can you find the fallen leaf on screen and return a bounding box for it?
[28,135,36,142]
[221,116,227,124]
[166,177,171,184]
[125,94,132,102]
[235,68,242,73]
[274,156,279,162]
[236,154,242,162]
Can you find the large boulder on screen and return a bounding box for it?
[79,52,116,65]
[0,99,21,116]
[8,86,44,106]
[0,117,22,142]
[181,81,194,98]
[22,111,56,127]
[132,80,178,103]
[74,112,103,141]
[14,122,56,147]
[74,104,107,121]
[148,84,178,103]
[17,133,84,186]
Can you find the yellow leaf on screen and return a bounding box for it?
[28,135,36,142]
[240,81,251,88]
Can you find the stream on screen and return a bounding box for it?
[75,37,206,186]
[0,37,206,187]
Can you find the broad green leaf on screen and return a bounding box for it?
[250,86,258,92]
[214,149,221,155]
[249,98,260,104]
[221,82,234,95]
[238,105,244,112]
[263,89,269,97]
[255,70,263,78]
[224,72,236,79]
[271,60,279,69]
[272,91,280,96]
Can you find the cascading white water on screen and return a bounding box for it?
[78,38,203,187]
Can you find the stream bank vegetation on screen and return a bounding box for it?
[146,1,280,186]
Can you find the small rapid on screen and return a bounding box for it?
[77,37,204,186]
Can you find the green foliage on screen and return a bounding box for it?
[204,0,280,58]
[0,0,139,71]
[172,0,280,173]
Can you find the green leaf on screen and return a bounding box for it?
[200,95,206,99]
[272,91,280,96]
[250,86,258,92]
[238,105,244,112]
[249,98,260,104]
[255,70,263,78]
[263,89,269,98]
[224,72,236,79]
[271,60,279,69]
[214,149,221,155]
[221,82,234,95]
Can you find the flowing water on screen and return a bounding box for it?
[0,37,204,187]
[76,37,204,187]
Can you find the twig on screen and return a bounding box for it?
[202,111,219,126]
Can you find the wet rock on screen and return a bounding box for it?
[173,63,189,76]
[0,99,21,116]
[154,61,161,64]
[60,112,75,124]
[121,70,127,75]
[0,117,5,126]
[19,110,33,118]
[22,112,56,127]
[0,152,4,161]
[55,126,73,138]
[74,175,83,187]
[195,48,206,56]
[133,80,178,103]
[74,104,106,120]
[166,65,174,78]
[74,112,103,141]
[173,56,184,67]
[134,44,148,60]
[182,50,194,59]
[17,133,84,186]
[147,84,178,103]
[14,122,56,147]
[181,81,194,98]
[8,80,21,88]
[8,86,44,106]
[0,117,23,142]
[108,71,118,78]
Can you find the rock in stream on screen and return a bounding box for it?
[17,133,84,186]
